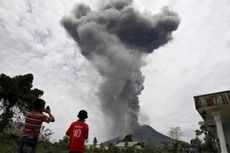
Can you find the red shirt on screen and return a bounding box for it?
[22,111,50,139]
[66,120,89,153]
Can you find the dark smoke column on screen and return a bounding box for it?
[62,0,180,137]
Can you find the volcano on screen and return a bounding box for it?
[103,125,173,146]
[132,125,173,145]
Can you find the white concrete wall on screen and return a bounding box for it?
[223,123,230,152]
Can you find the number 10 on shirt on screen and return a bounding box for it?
[73,129,82,137]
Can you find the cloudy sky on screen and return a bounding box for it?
[1,0,230,143]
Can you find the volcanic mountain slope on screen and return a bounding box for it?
[104,125,173,146]
[132,125,173,145]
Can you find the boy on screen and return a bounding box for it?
[15,98,55,153]
[66,110,89,153]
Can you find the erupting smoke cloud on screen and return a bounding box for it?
[62,0,180,137]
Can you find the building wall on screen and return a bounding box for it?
[223,123,230,151]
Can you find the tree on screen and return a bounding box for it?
[0,73,43,132]
[40,126,54,143]
[190,136,202,146]
[123,134,133,142]
[169,127,182,140]
[93,137,98,146]
[169,127,183,153]
[194,121,217,152]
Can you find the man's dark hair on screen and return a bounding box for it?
[77,110,88,120]
[33,98,46,110]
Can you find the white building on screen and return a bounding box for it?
[115,142,143,150]
[194,90,230,153]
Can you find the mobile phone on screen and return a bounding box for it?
[46,106,50,110]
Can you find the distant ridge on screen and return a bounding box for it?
[103,125,173,146]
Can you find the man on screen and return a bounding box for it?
[66,110,89,153]
[15,98,55,153]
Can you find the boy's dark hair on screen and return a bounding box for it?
[33,98,46,110]
[77,110,88,120]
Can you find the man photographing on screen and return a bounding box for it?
[15,98,55,153]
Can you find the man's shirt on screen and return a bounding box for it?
[22,111,50,139]
[66,120,89,153]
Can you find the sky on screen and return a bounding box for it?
[1,0,230,143]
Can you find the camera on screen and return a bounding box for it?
[46,106,50,110]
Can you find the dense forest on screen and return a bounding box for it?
[0,74,218,153]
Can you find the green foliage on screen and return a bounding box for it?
[0,73,43,132]
[167,127,185,153]
[123,134,133,142]
[40,126,55,143]
[0,133,17,153]
[190,136,202,145]
[194,121,217,153]
[161,141,189,153]
[0,133,69,153]
[37,140,68,153]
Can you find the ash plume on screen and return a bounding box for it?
[61,0,180,136]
